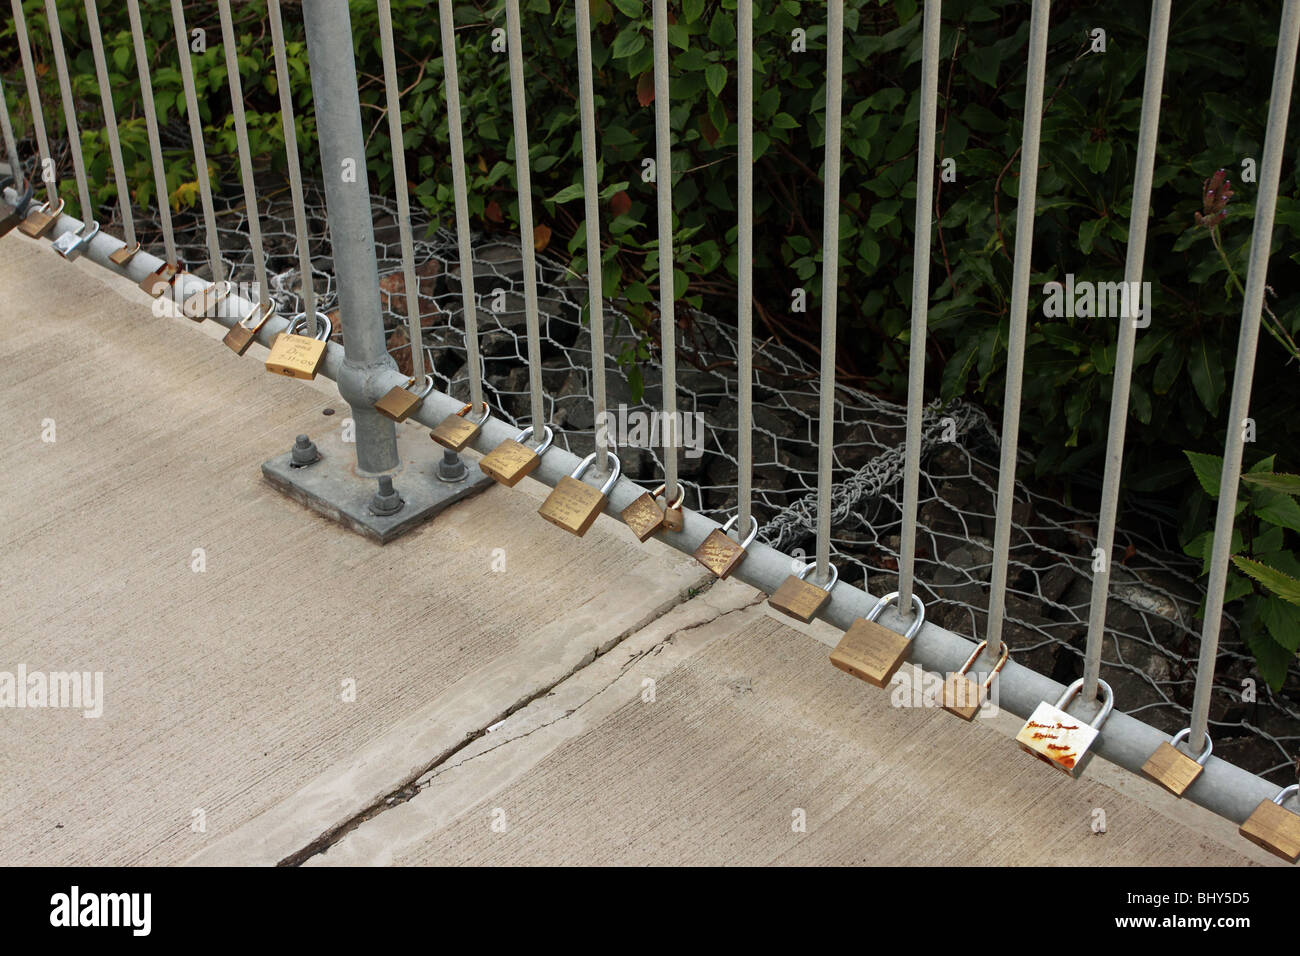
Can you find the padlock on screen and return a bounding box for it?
[1016,678,1114,778]
[265,312,333,380]
[830,592,925,688]
[430,401,491,452]
[1141,728,1212,798]
[538,449,621,537]
[478,425,554,487]
[621,481,685,542]
[181,279,233,323]
[692,514,759,579]
[108,240,140,266]
[659,482,685,533]
[51,220,100,260]
[939,639,1009,719]
[374,374,435,422]
[1239,784,1300,863]
[0,179,35,237]
[139,260,182,297]
[769,562,838,624]
[18,197,65,238]
[223,300,276,355]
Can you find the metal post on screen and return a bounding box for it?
[300,0,399,475]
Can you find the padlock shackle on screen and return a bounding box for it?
[796,560,838,593]
[570,448,621,495]
[1274,783,1300,807]
[410,374,436,400]
[721,513,759,549]
[289,311,333,342]
[514,424,554,455]
[239,299,277,332]
[39,196,65,218]
[451,401,491,427]
[1054,678,1115,729]
[651,482,685,512]
[864,591,926,641]
[1170,727,1213,766]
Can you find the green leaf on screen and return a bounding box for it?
[1184,450,1223,497]
[1260,595,1300,651]
[1242,472,1300,495]
[1233,556,1300,606]
[1188,337,1225,412]
[1083,139,1112,174]
[683,0,705,23]
[1255,492,1300,533]
[1078,218,1105,255]
[705,63,727,98]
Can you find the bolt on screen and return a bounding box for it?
[369,475,403,516]
[436,447,468,483]
[290,434,320,468]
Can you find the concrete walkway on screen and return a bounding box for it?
[0,233,1280,866]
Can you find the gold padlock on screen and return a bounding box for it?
[769,561,838,623]
[830,592,925,688]
[223,300,276,355]
[430,401,491,452]
[621,488,666,542]
[479,425,554,487]
[108,240,140,266]
[1239,784,1300,863]
[693,513,759,579]
[139,260,182,297]
[940,639,1009,720]
[1141,728,1212,798]
[1016,678,1114,778]
[51,220,100,260]
[374,374,435,422]
[0,180,35,237]
[182,279,233,323]
[18,197,64,238]
[538,449,621,537]
[265,312,333,380]
[660,482,685,533]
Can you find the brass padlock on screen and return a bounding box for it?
[478,424,554,487]
[223,300,276,355]
[830,592,925,688]
[18,197,64,238]
[0,179,35,237]
[51,220,100,260]
[182,279,233,323]
[265,312,333,380]
[108,240,140,266]
[940,639,1009,720]
[659,482,685,533]
[1141,728,1212,798]
[430,401,491,452]
[139,260,182,297]
[769,562,838,624]
[374,374,435,422]
[538,449,621,537]
[1239,784,1300,863]
[621,482,685,542]
[693,513,759,579]
[1016,678,1114,778]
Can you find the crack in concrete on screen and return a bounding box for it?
[280,575,723,867]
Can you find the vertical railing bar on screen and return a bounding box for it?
[126,0,179,267]
[898,0,943,612]
[168,0,225,285]
[985,0,1051,649]
[815,0,845,583]
[736,0,754,538]
[0,74,22,182]
[217,0,270,304]
[575,0,609,464]
[652,0,678,493]
[1081,0,1171,703]
[437,0,483,412]
[84,0,136,248]
[377,0,426,385]
[45,0,94,221]
[10,0,58,207]
[1190,0,1300,745]
[504,0,547,440]
[267,0,317,331]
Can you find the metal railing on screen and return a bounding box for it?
[2,0,1298,852]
